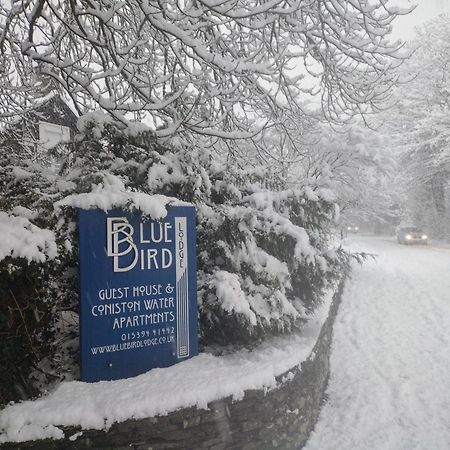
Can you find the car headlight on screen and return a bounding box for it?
[355,226,359,231]
[347,226,351,230]
[422,235,427,240]
[405,234,412,240]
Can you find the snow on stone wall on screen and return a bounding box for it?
[0,281,345,450]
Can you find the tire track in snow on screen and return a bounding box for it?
[304,236,450,450]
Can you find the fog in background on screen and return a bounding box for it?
[392,0,450,38]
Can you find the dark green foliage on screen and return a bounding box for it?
[0,259,55,404]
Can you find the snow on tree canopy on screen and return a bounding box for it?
[0,0,410,142]
[0,212,57,263]
[77,111,151,140]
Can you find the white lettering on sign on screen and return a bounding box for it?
[139,222,173,244]
[175,217,190,358]
[106,217,175,273]
[112,311,176,329]
[106,217,138,272]
[98,287,130,300]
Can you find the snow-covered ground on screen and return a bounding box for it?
[305,235,450,450]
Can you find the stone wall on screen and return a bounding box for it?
[2,282,344,450]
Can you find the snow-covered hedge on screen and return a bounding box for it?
[0,130,81,405]
[0,212,57,263]
[63,116,347,343]
[0,115,349,404]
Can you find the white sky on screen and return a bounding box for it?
[391,0,450,39]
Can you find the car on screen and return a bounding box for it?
[396,227,428,245]
[346,225,359,233]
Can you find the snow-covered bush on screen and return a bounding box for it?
[63,116,348,344]
[196,182,348,345]
[0,115,349,404]
[0,144,66,405]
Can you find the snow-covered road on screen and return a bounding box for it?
[305,235,450,450]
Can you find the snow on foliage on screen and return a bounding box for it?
[55,173,188,220]
[388,16,450,240]
[0,115,349,405]
[77,111,151,139]
[11,166,33,180]
[208,271,258,326]
[0,212,57,263]
[139,135,347,344]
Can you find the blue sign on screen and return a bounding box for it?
[78,206,197,382]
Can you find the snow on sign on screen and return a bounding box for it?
[78,206,197,383]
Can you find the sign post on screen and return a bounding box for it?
[78,206,197,382]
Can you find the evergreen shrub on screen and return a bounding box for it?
[0,116,350,404]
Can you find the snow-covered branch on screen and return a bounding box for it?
[0,0,410,139]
